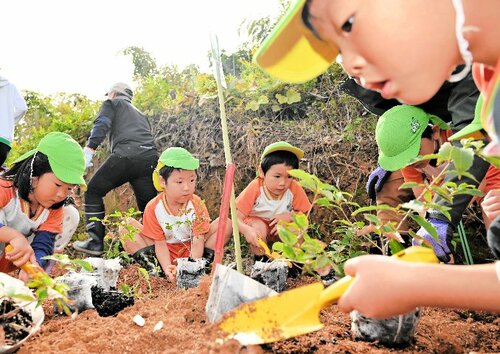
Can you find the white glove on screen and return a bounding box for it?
[83,147,94,169]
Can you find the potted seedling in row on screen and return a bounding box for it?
[0,245,86,352]
[264,142,483,348]
[0,273,44,353]
[347,142,482,347]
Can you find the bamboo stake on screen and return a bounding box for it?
[210,34,243,273]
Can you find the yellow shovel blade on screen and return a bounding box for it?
[217,246,438,345]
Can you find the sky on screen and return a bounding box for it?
[0,0,282,99]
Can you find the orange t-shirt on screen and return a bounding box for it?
[141,193,211,242]
[236,178,311,220]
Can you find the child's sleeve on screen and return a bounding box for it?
[38,208,63,234]
[192,196,211,236]
[31,231,56,268]
[236,179,260,217]
[290,180,312,213]
[401,166,425,184]
[141,201,166,241]
[0,180,15,208]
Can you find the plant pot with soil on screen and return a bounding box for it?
[176,258,208,289]
[350,309,421,347]
[90,285,134,317]
[250,259,288,292]
[0,273,44,354]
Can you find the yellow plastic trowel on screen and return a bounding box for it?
[218,246,438,345]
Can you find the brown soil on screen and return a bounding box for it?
[19,266,499,354]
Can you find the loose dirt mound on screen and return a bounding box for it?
[19,266,499,354]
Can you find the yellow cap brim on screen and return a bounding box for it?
[253,0,338,83]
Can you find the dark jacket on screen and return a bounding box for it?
[88,96,157,158]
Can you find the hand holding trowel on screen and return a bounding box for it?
[5,244,45,278]
[217,246,439,345]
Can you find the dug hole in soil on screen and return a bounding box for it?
[17,265,500,354]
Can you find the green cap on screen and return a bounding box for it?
[153,147,199,192]
[376,105,449,171]
[12,132,86,188]
[261,141,304,161]
[449,94,485,140]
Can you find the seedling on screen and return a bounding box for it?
[90,208,142,262]
[266,142,483,277]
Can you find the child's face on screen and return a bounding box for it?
[410,137,436,170]
[161,169,197,205]
[308,0,460,105]
[261,163,294,198]
[31,173,75,208]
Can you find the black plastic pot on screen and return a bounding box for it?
[251,260,288,292]
[176,258,208,289]
[351,309,421,347]
[90,286,134,317]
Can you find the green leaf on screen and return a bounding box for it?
[272,242,284,252]
[399,182,420,189]
[363,214,380,224]
[257,95,269,105]
[313,255,330,270]
[315,197,332,207]
[283,244,297,259]
[450,145,474,176]
[292,213,309,230]
[408,214,438,242]
[301,239,325,254]
[276,93,287,104]
[277,226,299,245]
[245,100,260,111]
[73,259,94,272]
[352,204,394,216]
[285,89,301,104]
[388,240,405,254]
[401,200,425,214]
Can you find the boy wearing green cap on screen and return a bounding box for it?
[121,147,231,281]
[376,105,500,254]
[0,132,86,281]
[236,141,312,259]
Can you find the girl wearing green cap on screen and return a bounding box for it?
[235,141,312,260]
[0,132,86,281]
[120,147,232,281]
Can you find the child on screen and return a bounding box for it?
[0,132,86,281]
[122,147,231,281]
[236,141,311,258]
[376,104,500,255]
[254,0,500,316]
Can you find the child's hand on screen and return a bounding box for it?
[243,228,261,247]
[269,213,293,236]
[337,255,417,318]
[6,236,35,268]
[482,189,500,220]
[164,264,176,282]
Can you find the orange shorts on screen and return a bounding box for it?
[166,242,191,265]
[243,216,280,242]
